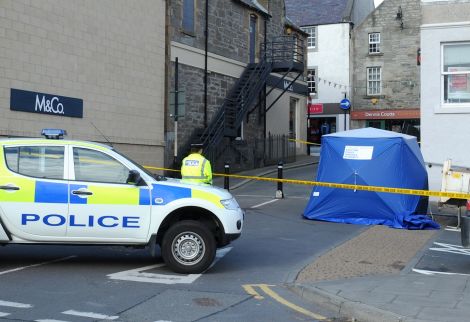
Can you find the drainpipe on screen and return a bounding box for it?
[263,17,267,140]
[204,0,209,127]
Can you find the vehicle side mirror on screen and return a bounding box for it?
[127,170,143,186]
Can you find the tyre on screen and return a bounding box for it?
[161,220,216,274]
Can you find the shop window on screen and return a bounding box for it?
[301,26,316,48]
[182,0,195,35]
[367,67,382,96]
[369,33,381,54]
[442,42,470,106]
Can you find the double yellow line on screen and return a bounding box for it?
[242,284,327,320]
[144,165,470,200]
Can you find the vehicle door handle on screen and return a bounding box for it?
[71,190,93,196]
[0,185,20,191]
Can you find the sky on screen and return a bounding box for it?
[374,0,384,7]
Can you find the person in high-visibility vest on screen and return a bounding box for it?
[181,143,213,184]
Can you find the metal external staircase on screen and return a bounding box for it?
[177,58,272,163]
[176,36,304,170]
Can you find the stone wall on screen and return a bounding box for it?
[169,0,293,168]
[351,0,421,115]
[170,0,268,64]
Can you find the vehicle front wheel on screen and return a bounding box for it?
[161,220,216,274]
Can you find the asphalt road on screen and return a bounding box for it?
[0,165,363,322]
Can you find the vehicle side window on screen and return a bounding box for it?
[4,146,65,179]
[73,147,129,184]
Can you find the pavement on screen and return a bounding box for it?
[219,157,470,322]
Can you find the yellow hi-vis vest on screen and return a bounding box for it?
[181,153,213,184]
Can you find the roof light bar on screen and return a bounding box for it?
[41,129,67,139]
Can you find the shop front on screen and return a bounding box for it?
[307,102,348,154]
[351,109,421,140]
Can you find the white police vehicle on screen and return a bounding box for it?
[0,129,243,273]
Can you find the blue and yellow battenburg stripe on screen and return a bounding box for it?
[0,180,222,208]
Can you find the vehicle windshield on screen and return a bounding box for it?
[112,149,160,179]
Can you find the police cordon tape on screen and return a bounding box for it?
[288,138,321,146]
[143,166,470,200]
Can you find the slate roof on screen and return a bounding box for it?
[285,0,350,27]
[235,0,269,16]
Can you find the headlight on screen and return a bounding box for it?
[220,198,239,210]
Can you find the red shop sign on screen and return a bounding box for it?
[308,103,323,114]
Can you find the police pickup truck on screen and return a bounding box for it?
[0,129,243,273]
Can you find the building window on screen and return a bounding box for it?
[369,33,380,54]
[307,69,316,96]
[301,26,316,48]
[182,0,195,35]
[442,42,470,105]
[367,67,382,95]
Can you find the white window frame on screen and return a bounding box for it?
[307,69,316,96]
[367,67,382,96]
[302,26,316,48]
[441,42,470,109]
[368,32,380,54]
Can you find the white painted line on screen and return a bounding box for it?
[413,268,470,277]
[445,227,461,232]
[0,312,11,317]
[0,256,76,276]
[62,310,118,320]
[430,242,470,256]
[251,199,279,209]
[36,319,70,322]
[107,247,232,285]
[154,321,173,322]
[0,300,33,308]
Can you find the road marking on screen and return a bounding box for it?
[107,247,232,284]
[62,310,118,320]
[36,319,70,322]
[251,199,279,209]
[0,312,11,317]
[0,256,76,276]
[430,242,470,256]
[0,300,33,308]
[445,227,460,232]
[242,284,269,300]
[413,268,470,277]
[242,284,327,320]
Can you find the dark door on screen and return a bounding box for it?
[249,15,257,63]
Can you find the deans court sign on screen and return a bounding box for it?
[10,88,83,118]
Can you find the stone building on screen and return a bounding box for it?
[0,1,167,166]
[168,0,307,171]
[420,0,470,191]
[350,0,421,137]
[285,0,374,155]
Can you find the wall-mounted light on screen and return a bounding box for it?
[286,26,292,35]
[395,6,403,30]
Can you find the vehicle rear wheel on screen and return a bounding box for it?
[161,220,216,274]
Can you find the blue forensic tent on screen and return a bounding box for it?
[303,128,439,230]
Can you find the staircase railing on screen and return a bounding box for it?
[176,36,303,168]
